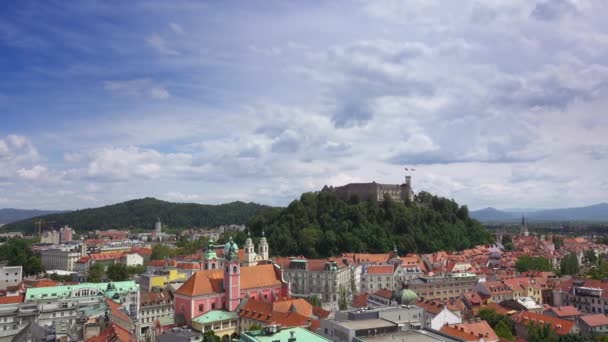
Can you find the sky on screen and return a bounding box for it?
[1,0,607,211]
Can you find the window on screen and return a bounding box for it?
[199,304,204,312]
[233,266,237,273]
[211,303,216,310]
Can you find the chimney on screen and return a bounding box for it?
[288,330,296,342]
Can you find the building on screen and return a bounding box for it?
[173,239,289,325]
[237,297,329,332]
[276,257,355,303]
[156,327,203,342]
[439,321,499,342]
[0,266,22,290]
[579,314,608,336]
[59,226,74,243]
[543,306,582,321]
[512,311,577,339]
[473,281,514,303]
[139,290,174,341]
[322,176,413,203]
[39,245,85,271]
[40,229,60,245]
[320,306,424,342]
[553,278,608,314]
[360,264,400,292]
[415,300,462,330]
[242,232,269,267]
[121,253,144,267]
[192,310,238,340]
[241,326,332,342]
[405,273,478,301]
[140,269,188,292]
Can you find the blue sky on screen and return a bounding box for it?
[1,0,607,210]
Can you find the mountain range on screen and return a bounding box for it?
[471,203,608,223]
[0,198,272,233]
[0,209,65,225]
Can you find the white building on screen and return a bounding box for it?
[0,266,22,290]
[121,253,144,267]
[40,244,86,272]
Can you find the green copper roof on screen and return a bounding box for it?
[241,327,332,342]
[393,288,417,305]
[25,281,138,301]
[192,310,238,325]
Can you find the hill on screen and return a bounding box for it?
[3,198,272,233]
[248,191,492,258]
[0,209,65,225]
[471,203,608,223]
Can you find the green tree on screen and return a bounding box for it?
[249,323,263,331]
[202,330,221,342]
[560,253,580,275]
[558,333,592,342]
[516,256,553,272]
[106,263,129,281]
[0,238,45,275]
[338,285,348,311]
[584,250,597,264]
[494,320,514,341]
[151,244,177,260]
[309,295,321,307]
[527,322,558,342]
[87,263,105,283]
[127,265,146,275]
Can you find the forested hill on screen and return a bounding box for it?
[3,198,272,233]
[248,191,492,258]
[0,209,64,224]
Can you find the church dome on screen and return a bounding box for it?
[393,288,418,305]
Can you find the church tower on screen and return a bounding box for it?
[244,232,256,267]
[520,214,529,237]
[224,237,241,311]
[258,230,269,261]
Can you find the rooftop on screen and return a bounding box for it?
[580,314,608,327]
[25,281,138,300]
[240,327,331,342]
[192,310,238,325]
[358,329,461,342]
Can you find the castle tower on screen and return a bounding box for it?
[521,214,529,237]
[258,230,269,261]
[244,232,256,267]
[224,237,241,311]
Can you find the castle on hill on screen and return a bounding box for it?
[322,175,414,203]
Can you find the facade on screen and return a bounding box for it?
[360,265,396,292]
[40,230,60,245]
[276,258,354,303]
[140,269,188,292]
[405,273,478,301]
[579,314,608,336]
[0,266,22,291]
[512,311,577,339]
[415,300,462,330]
[174,239,289,325]
[192,310,238,340]
[40,246,84,272]
[139,290,174,341]
[554,279,608,314]
[322,176,413,203]
[59,226,73,243]
[473,281,514,303]
[121,253,144,267]
[440,321,499,342]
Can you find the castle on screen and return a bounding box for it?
[322,175,414,203]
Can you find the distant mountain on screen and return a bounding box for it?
[471,203,608,223]
[2,198,273,233]
[0,209,65,225]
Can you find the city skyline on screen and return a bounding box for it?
[1,1,607,210]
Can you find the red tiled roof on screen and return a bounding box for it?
[512,311,574,335]
[131,247,152,256]
[31,279,61,288]
[175,264,282,297]
[372,288,393,300]
[106,298,132,324]
[352,293,369,308]
[580,314,608,327]
[440,321,498,342]
[140,290,173,307]
[87,323,136,342]
[0,295,24,304]
[90,251,125,260]
[484,303,510,315]
[544,306,581,318]
[366,265,394,275]
[237,298,312,328]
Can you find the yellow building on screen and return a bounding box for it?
[140,269,188,291]
[191,310,239,341]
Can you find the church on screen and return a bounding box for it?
[174,238,289,324]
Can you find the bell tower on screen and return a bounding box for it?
[258,230,269,260]
[224,237,241,311]
[244,232,256,266]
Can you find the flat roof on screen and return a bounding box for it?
[337,319,396,330]
[355,329,461,342]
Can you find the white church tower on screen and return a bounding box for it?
[258,230,269,261]
[244,231,257,267]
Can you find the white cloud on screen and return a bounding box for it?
[103,79,170,100]
[17,165,47,180]
[169,22,184,34]
[145,33,179,55]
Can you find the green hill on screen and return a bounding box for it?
[248,191,492,258]
[3,198,273,233]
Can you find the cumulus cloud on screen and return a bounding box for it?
[145,33,179,55]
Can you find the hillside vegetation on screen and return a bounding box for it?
[3,198,272,233]
[248,191,492,258]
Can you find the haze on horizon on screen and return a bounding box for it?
[1,1,607,211]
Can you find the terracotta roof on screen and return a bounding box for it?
[512,311,574,335]
[31,279,61,288]
[140,290,173,307]
[131,247,152,256]
[272,298,313,318]
[87,323,136,342]
[415,299,445,315]
[175,264,282,297]
[372,289,393,300]
[0,295,24,304]
[440,321,498,341]
[238,298,312,328]
[544,306,581,318]
[76,256,91,264]
[177,262,201,270]
[312,305,330,319]
[106,298,132,325]
[90,251,125,261]
[484,303,510,316]
[580,314,608,327]
[352,293,369,308]
[366,265,394,275]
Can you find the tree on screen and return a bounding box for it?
[584,250,597,264]
[527,322,558,342]
[106,263,129,281]
[0,238,45,275]
[338,285,348,311]
[249,323,263,331]
[558,333,592,342]
[516,256,553,272]
[202,330,221,342]
[309,295,321,307]
[560,253,580,276]
[127,265,146,275]
[494,320,514,341]
[151,244,177,260]
[87,263,104,283]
